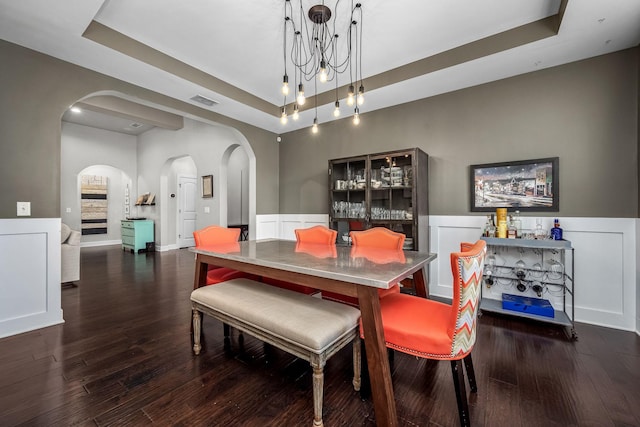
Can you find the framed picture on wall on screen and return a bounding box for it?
[202,175,213,198]
[470,157,559,212]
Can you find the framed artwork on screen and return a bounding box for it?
[470,157,559,212]
[202,175,213,198]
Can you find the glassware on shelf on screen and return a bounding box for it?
[403,165,413,186]
[516,279,528,292]
[514,259,526,280]
[530,262,544,278]
[485,253,496,276]
[370,169,382,189]
[531,281,544,297]
[534,218,547,239]
[547,259,564,280]
[513,210,522,237]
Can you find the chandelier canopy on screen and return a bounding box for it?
[280,0,364,133]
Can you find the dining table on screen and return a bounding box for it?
[191,239,437,426]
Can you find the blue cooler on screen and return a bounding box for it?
[502,293,555,318]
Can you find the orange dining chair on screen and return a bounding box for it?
[294,225,338,244]
[366,240,486,427]
[260,225,337,295]
[193,225,258,285]
[322,227,405,307]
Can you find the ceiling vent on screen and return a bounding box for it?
[129,122,143,128]
[190,94,219,107]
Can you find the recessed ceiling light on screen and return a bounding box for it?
[70,106,82,113]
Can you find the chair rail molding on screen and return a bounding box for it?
[0,218,64,338]
[429,215,637,332]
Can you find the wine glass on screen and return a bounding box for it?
[514,259,526,280]
[485,253,496,276]
[531,281,544,297]
[548,259,564,280]
[530,262,543,279]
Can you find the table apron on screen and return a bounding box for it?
[195,254,361,297]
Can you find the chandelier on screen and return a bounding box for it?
[280,0,364,133]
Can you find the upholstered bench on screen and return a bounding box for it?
[191,278,361,427]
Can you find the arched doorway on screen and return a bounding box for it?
[159,155,197,250]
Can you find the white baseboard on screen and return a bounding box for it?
[81,239,122,248]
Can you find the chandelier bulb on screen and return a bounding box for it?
[333,100,340,117]
[297,84,306,105]
[280,106,288,125]
[353,107,360,125]
[319,60,328,83]
[282,75,289,96]
[346,84,355,106]
[292,104,300,120]
[312,118,319,134]
[357,85,365,105]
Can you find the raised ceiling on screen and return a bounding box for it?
[1,0,639,134]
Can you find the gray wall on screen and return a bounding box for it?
[279,48,639,218]
[0,39,280,219]
[61,122,137,239]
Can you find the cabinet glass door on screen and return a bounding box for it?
[330,157,367,244]
[369,152,415,249]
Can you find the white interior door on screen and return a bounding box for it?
[178,176,197,248]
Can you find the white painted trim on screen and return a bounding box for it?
[256,214,329,241]
[156,243,179,252]
[0,219,64,338]
[430,215,637,332]
[81,239,122,248]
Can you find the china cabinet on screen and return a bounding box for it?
[480,236,576,340]
[328,148,428,251]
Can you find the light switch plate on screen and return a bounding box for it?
[204,206,210,213]
[17,201,31,216]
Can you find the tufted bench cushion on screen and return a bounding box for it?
[191,278,361,427]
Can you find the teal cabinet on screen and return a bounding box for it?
[121,220,154,253]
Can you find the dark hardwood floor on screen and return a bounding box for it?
[1,245,639,426]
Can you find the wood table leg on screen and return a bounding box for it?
[357,286,398,426]
[194,257,209,290]
[413,267,429,298]
[191,257,209,337]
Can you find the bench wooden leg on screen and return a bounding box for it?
[192,309,202,355]
[353,334,361,391]
[312,364,324,427]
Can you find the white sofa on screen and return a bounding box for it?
[61,223,81,283]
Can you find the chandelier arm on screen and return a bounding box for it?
[289,24,316,81]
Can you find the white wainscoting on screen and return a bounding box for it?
[256,214,329,241]
[0,218,64,338]
[430,216,637,332]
